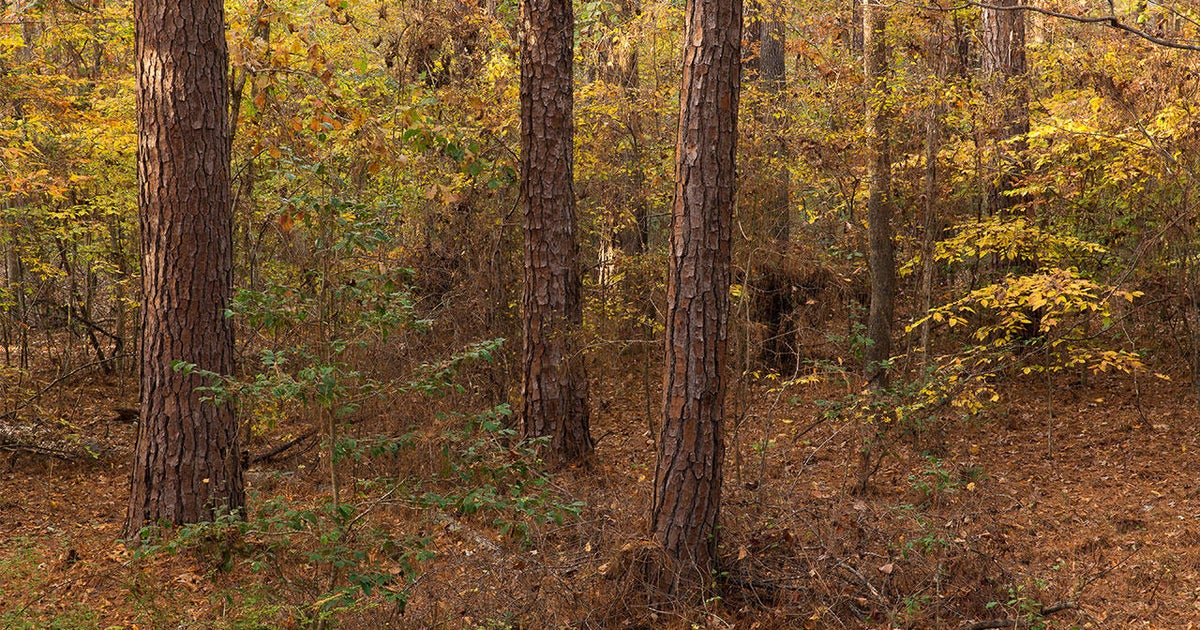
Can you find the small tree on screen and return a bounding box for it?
[864,0,894,387]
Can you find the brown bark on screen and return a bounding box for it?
[981,0,1029,215]
[864,0,894,388]
[649,0,742,598]
[520,0,592,463]
[128,0,244,531]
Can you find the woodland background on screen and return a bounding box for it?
[3,0,1200,627]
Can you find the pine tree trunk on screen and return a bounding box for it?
[520,0,593,463]
[128,0,244,531]
[649,0,742,598]
[864,0,894,388]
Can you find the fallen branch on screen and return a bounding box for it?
[0,439,77,461]
[956,601,1077,630]
[0,354,134,421]
[250,430,318,464]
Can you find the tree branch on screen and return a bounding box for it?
[955,600,1077,630]
[917,1,1200,52]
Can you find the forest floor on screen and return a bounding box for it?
[2,362,1200,628]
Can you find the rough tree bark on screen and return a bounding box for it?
[981,0,1028,215]
[519,0,592,463]
[648,0,742,598]
[864,0,894,388]
[128,0,244,531]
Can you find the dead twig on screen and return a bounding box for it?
[0,439,77,461]
[250,430,318,464]
[956,601,1077,630]
[0,354,134,422]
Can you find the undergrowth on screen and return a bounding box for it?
[126,401,581,627]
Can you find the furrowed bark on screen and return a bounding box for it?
[519,0,593,463]
[649,0,742,598]
[128,0,244,532]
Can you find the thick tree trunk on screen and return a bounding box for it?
[649,0,741,598]
[981,0,1028,215]
[128,0,244,531]
[520,0,593,463]
[864,0,894,388]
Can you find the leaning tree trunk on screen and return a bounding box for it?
[519,0,593,463]
[648,0,742,598]
[128,0,244,531]
[981,0,1028,216]
[864,0,894,388]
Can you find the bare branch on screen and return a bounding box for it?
[910,1,1200,52]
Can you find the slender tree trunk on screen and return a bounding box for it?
[232,1,270,295]
[760,4,788,245]
[3,221,28,369]
[752,3,792,369]
[919,103,940,367]
[649,0,742,598]
[919,18,948,367]
[230,0,270,151]
[981,0,1028,216]
[108,212,129,374]
[850,0,864,54]
[606,0,647,257]
[128,0,244,531]
[864,0,894,388]
[520,0,592,463]
[596,0,646,289]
